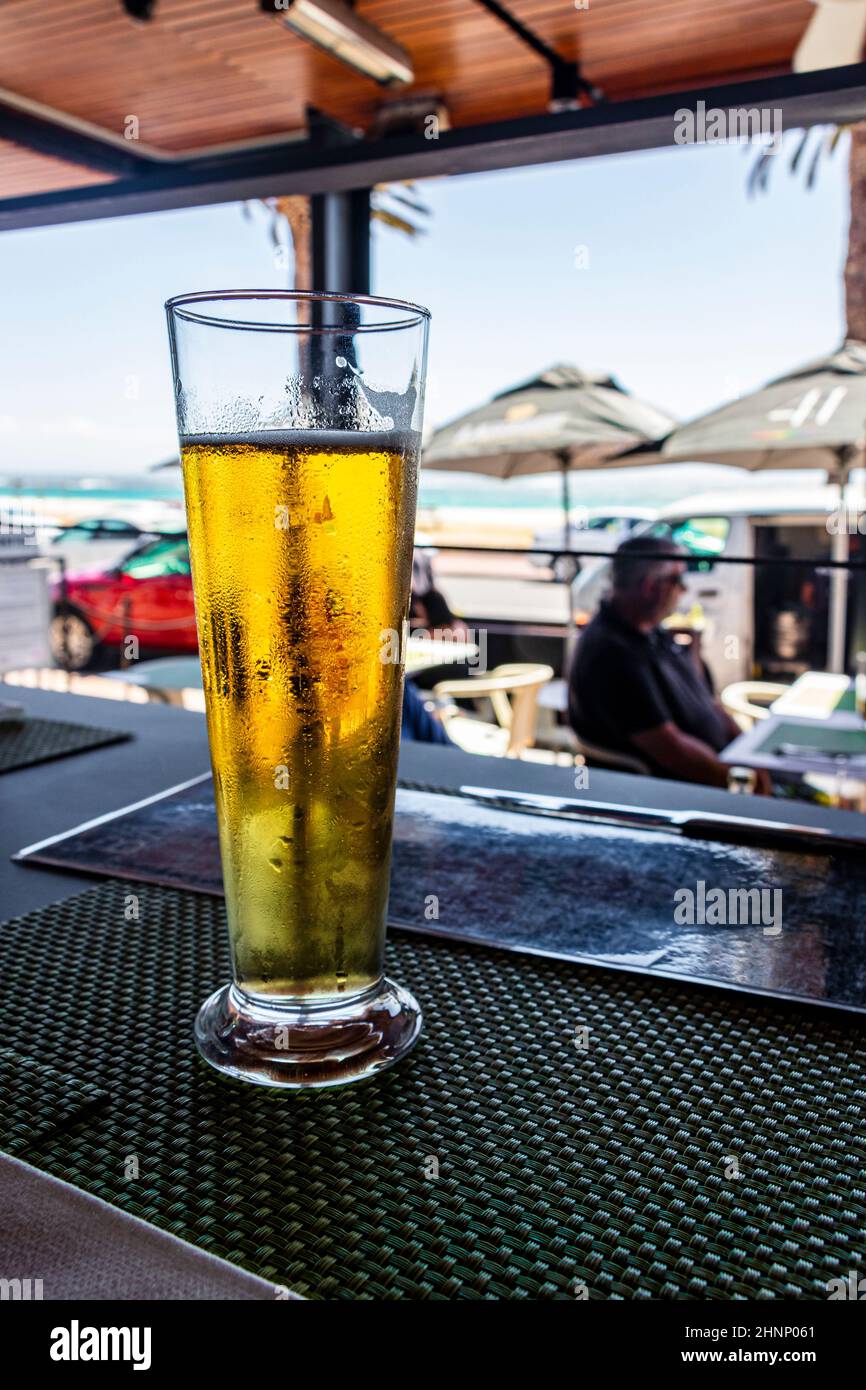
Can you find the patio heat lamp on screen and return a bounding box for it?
[261,0,414,86]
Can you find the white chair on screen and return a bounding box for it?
[721,681,788,731]
[433,663,554,758]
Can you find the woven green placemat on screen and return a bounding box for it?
[2,879,863,1300]
[0,1050,109,1154]
[0,717,131,773]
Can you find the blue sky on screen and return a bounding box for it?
[0,133,851,476]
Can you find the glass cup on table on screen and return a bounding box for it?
[165,291,430,1089]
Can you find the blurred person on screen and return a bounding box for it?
[410,548,469,639]
[408,546,476,691]
[568,536,768,790]
[402,677,451,745]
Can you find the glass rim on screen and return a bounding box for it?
[165,289,430,335]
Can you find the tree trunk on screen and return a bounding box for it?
[844,123,866,342]
[274,195,311,291]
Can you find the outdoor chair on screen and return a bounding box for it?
[533,677,581,755]
[571,734,650,776]
[432,662,554,758]
[721,681,788,731]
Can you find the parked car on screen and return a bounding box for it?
[52,518,154,546]
[50,534,197,669]
[50,517,186,580]
[50,526,443,670]
[531,506,656,581]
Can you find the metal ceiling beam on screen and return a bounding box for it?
[0,94,155,178]
[472,0,602,106]
[2,63,866,232]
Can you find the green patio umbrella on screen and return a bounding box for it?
[623,342,866,672]
[422,364,675,550]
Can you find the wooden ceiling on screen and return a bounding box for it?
[0,0,820,199]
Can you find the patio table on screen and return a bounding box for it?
[103,637,480,695]
[10,684,865,924]
[2,685,866,1300]
[103,655,201,692]
[771,671,863,723]
[405,635,479,674]
[722,712,866,779]
[3,873,865,1300]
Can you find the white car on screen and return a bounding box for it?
[532,507,657,582]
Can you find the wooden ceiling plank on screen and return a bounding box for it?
[0,0,829,181]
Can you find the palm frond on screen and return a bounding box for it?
[789,129,811,176]
[371,208,425,237]
[375,188,431,218]
[747,145,775,197]
[749,122,845,196]
[829,125,848,156]
[805,139,824,190]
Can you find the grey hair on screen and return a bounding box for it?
[611,535,685,595]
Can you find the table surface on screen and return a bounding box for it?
[4,686,866,1301]
[7,874,864,1300]
[722,712,866,776]
[102,656,201,689]
[404,636,479,673]
[103,637,481,687]
[772,671,862,723]
[4,685,866,924]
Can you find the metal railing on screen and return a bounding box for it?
[424,542,866,570]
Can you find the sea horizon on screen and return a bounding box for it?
[0,461,832,519]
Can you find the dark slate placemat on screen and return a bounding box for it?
[16,775,866,1014]
[0,716,131,773]
[1,878,863,1300]
[0,1049,109,1155]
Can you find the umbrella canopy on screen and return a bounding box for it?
[629,342,866,472]
[622,342,866,672]
[423,365,675,478]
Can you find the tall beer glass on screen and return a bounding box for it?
[165,291,430,1088]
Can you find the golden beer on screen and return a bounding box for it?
[167,289,428,1087]
[181,429,418,1001]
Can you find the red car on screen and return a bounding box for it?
[51,534,198,669]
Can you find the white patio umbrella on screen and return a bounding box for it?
[422,364,675,551]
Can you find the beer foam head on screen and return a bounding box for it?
[180,428,421,459]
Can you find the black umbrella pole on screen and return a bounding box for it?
[560,456,571,552]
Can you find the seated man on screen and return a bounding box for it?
[568,536,757,788]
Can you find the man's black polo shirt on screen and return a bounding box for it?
[568,600,730,773]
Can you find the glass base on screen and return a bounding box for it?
[194,978,422,1090]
